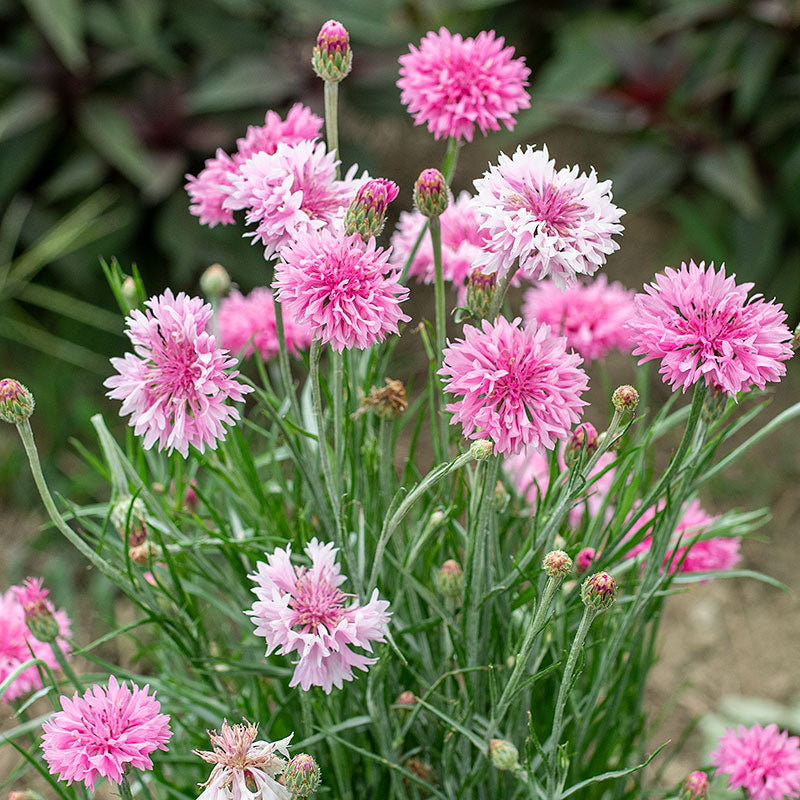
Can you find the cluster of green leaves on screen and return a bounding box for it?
[514,0,800,309]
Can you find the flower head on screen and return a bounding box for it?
[436,560,464,600]
[711,723,800,800]
[345,178,399,240]
[0,585,71,702]
[439,316,588,456]
[194,719,293,800]
[312,20,352,83]
[200,264,231,299]
[398,28,530,142]
[105,290,252,457]
[0,379,34,424]
[522,276,635,362]
[282,753,321,797]
[218,288,313,361]
[542,550,572,578]
[273,229,410,352]
[248,539,391,694]
[13,577,59,643]
[413,169,449,218]
[472,146,625,287]
[41,676,171,791]
[565,422,598,466]
[612,384,639,413]
[576,547,596,575]
[628,261,793,396]
[391,191,490,300]
[186,105,322,228]
[581,571,616,611]
[488,739,520,772]
[224,140,360,261]
[681,771,709,800]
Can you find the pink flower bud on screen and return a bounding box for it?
[680,771,709,800]
[542,550,573,578]
[612,384,639,413]
[312,20,352,82]
[345,179,399,241]
[0,379,34,424]
[575,547,596,575]
[565,422,598,466]
[413,168,448,218]
[581,571,617,611]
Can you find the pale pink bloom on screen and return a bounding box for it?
[522,275,636,363]
[41,676,172,791]
[224,140,361,261]
[504,446,615,524]
[218,288,313,361]
[273,229,410,352]
[105,290,252,458]
[12,576,49,614]
[472,146,625,287]
[628,261,793,396]
[397,28,530,142]
[390,191,491,301]
[622,500,741,577]
[440,316,588,455]
[186,104,323,228]
[711,723,800,800]
[194,719,292,800]
[0,586,71,703]
[248,539,391,694]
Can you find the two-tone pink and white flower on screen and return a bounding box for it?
[248,539,391,694]
[472,145,625,287]
[194,719,293,800]
[105,290,252,457]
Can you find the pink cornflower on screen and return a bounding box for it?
[522,276,636,363]
[0,585,71,703]
[105,290,252,458]
[248,539,391,694]
[218,288,313,361]
[576,547,596,574]
[194,719,293,800]
[711,723,800,800]
[390,191,491,301]
[41,676,172,791]
[224,140,360,261]
[186,104,323,228]
[628,261,793,396]
[622,500,741,577]
[397,28,530,142]
[472,146,625,287]
[440,316,588,455]
[504,446,615,524]
[273,228,410,352]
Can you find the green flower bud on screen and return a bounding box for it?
[0,379,34,424]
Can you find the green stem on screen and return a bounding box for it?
[547,606,598,798]
[379,416,393,501]
[442,137,460,183]
[51,638,82,693]
[369,449,476,588]
[274,299,302,423]
[464,457,500,666]
[488,261,520,321]
[119,773,135,800]
[489,574,563,734]
[332,350,345,492]
[16,419,125,584]
[310,340,342,540]
[430,216,450,463]
[324,80,340,178]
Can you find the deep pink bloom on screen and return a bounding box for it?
[440,317,589,455]
[13,576,50,614]
[576,547,596,574]
[622,500,741,577]
[472,146,625,286]
[105,290,252,457]
[218,288,313,361]
[504,446,615,525]
[186,104,323,228]
[194,719,293,800]
[273,229,410,352]
[391,191,491,301]
[711,723,800,800]
[397,28,530,142]
[224,140,361,261]
[248,539,391,694]
[522,276,636,363]
[628,261,793,396]
[0,586,71,703]
[41,676,172,790]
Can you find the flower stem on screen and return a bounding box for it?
[119,773,135,800]
[324,80,340,179]
[547,605,598,797]
[488,261,521,320]
[310,340,342,539]
[489,573,564,734]
[430,216,450,463]
[50,638,82,694]
[332,350,345,492]
[442,137,460,183]
[464,456,499,666]
[274,299,302,423]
